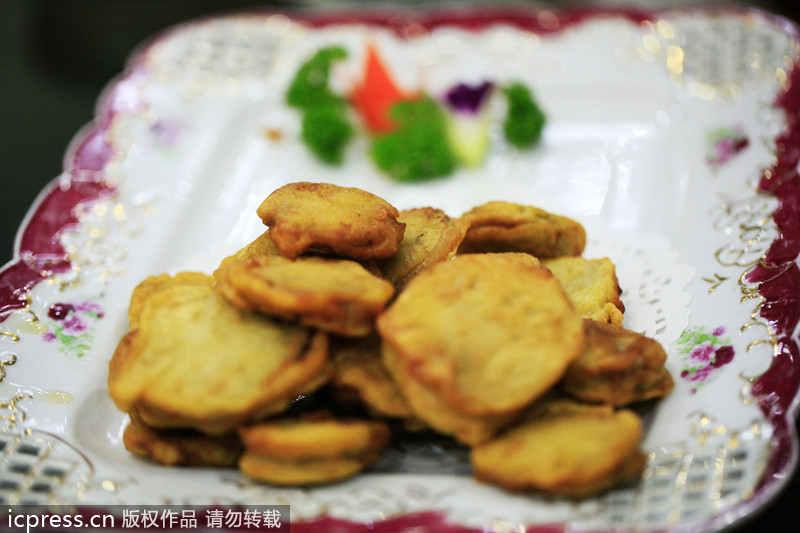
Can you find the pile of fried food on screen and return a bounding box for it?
[109,181,674,498]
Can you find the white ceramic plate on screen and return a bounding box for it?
[1,5,799,532]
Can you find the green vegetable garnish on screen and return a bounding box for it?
[502,82,546,149]
[286,46,348,109]
[369,97,457,182]
[301,106,353,165]
[286,46,353,165]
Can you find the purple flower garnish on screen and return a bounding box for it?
[444,81,493,114]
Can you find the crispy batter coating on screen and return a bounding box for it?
[377,207,468,289]
[471,400,645,497]
[238,414,391,460]
[215,255,394,337]
[458,201,586,258]
[238,414,390,486]
[129,359,333,435]
[382,343,517,445]
[112,180,672,499]
[256,182,405,260]
[213,230,284,282]
[123,416,242,467]
[331,335,414,419]
[378,253,584,417]
[543,256,625,326]
[239,453,380,486]
[561,320,674,406]
[127,272,209,331]
[108,276,330,435]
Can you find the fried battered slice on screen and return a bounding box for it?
[561,320,674,406]
[109,279,329,435]
[382,344,516,445]
[215,255,394,337]
[130,358,333,434]
[377,253,584,417]
[127,272,209,330]
[256,182,405,260]
[458,201,586,258]
[237,414,390,486]
[213,230,283,281]
[239,453,380,486]
[331,335,414,419]
[123,416,242,467]
[238,414,391,460]
[471,400,645,497]
[377,207,468,290]
[543,256,625,326]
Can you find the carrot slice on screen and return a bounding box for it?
[351,43,414,133]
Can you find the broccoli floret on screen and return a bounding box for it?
[301,105,353,165]
[369,97,457,182]
[502,82,546,148]
[285,46,354,165]
[286,46,348,109]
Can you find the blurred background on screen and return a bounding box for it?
[1,1,799,531]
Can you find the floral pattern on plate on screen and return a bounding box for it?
[677,325,735,392]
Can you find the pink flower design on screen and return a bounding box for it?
[40,297,105,358]
[686,365,714,382]
[678,325,736,392]
[63,314,89,335]
[689,341,714,363]
[76,300,102,314]
[706,125,749,167]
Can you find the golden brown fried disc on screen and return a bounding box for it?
[377,253,584,417]
[130,360,333,434]
[213,230,283,282]
[331,335,414,419]
[377,207,468,290]
[239,452,381,486]
[458,201,586,258]
[470,400,645,497]
[108,280,329,435]
[238,414,391,460]
[561,320,674,406]
[215,255,394,337]
[382,344,517,445]
[543,256,625,326]
[256,182,405,260]
[127,272,210,330]
[123,416,242,467]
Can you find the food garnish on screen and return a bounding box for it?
[285,44,548,181]
[369,97,457,182]
[502,82,547,149]
[351,42,415,133]
[286,46,353,164]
